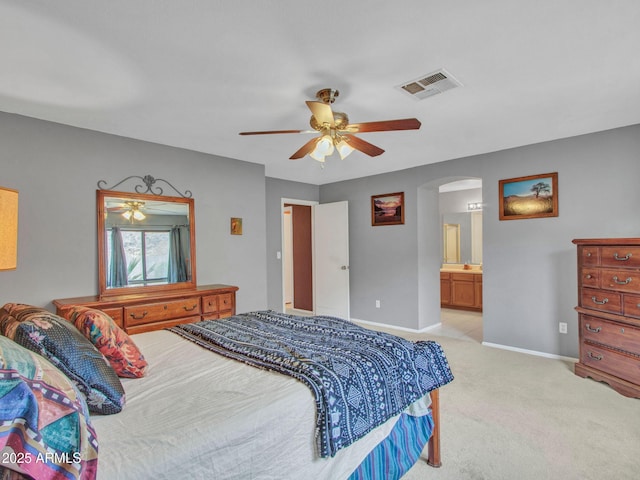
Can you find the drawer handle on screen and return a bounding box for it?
[588,352,603,361]
[612,276,632,285]
[585,324,601,333]
[130,311,148,320]
[585,274,592,279]
[183,304,198,312]
[586,252,592,257]
[590,296,608,305]
[613,252,632,261]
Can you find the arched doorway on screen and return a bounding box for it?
[417,177,483,342]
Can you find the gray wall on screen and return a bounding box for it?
[3,109,640,359]
[0,112,267,313]
[317,124,640,357]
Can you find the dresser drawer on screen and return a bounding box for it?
[218,293,233,313]
[581,287,622,314]
[581,246,600,266]
[202,294,220,314]
[101,307,124,329]
[126,315,201,335]
[600,269,640,294]
[202,293,234,319]
[624,293,640,319]
[600,246,640,268]
[124,297,201,327]
[581,343,640,385]
[581,315,640,355]
[580,268,600,288]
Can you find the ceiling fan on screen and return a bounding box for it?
[239,88,421,163]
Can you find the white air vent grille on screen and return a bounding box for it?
[397,69,462,100]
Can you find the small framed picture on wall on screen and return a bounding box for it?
[371,192,404,226]
[230,217,243,235]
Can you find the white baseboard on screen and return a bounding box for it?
[351,317,441,334]
[351,318,577,361]
[482,341,578,362]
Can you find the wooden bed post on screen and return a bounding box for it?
[426,389,441,468]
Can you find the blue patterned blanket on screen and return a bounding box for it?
[169,311,453,457]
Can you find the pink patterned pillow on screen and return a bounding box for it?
[64,306,148,378]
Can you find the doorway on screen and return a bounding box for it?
[282,200,316,315]
[438,179,483,342]
[281,199,350,319]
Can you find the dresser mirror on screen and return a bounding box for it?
[97,190,197,297]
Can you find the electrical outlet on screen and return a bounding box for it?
[375,300,381,308]
[559,322,568,334]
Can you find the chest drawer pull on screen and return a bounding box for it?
[585,324,601,333]
[612,276,632,285]
[588,352,603,361]
[585,274,592,279]
[590,296,609,305]
[130,311,148,320]
[183,303,198,311]
[613,252,632,261]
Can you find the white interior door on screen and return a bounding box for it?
[314,201,350,319]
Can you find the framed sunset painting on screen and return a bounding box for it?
[371,192,404,226]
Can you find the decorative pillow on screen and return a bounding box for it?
[0,303,125,415]
[62,306,148,378]
[0,335,98,480]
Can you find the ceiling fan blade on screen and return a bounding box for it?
[306,101,335,127]
[343,118,421,133]
[342,134,385,157]
[289,137,320,160]
[239,129,307,135]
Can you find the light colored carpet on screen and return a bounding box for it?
[373,328,639,480]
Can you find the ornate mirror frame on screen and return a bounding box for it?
[97,188,197,298]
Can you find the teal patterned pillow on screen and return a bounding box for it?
[0,303,125,415]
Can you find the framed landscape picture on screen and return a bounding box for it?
[499,172,558,220]
[371,192,404,226]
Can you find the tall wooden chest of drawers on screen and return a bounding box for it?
[573,238,640,398]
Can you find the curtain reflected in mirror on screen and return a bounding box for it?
[98,190,196,297]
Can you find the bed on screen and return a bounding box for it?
[0,306,453,480]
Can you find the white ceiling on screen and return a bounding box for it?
[2,1,640,185]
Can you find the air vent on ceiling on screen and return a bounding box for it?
[396,69,462,100]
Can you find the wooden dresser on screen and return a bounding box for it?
[53,284,238,335]
[573,238,640,398]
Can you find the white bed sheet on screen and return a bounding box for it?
[91,330,431,480]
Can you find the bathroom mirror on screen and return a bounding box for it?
[442,211,482,264]
[97,190,196,297]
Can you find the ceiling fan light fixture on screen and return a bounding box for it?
[122,201,146,221]
[310,135,334,162]
[336,138,354,160]
[133,209,146,221]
